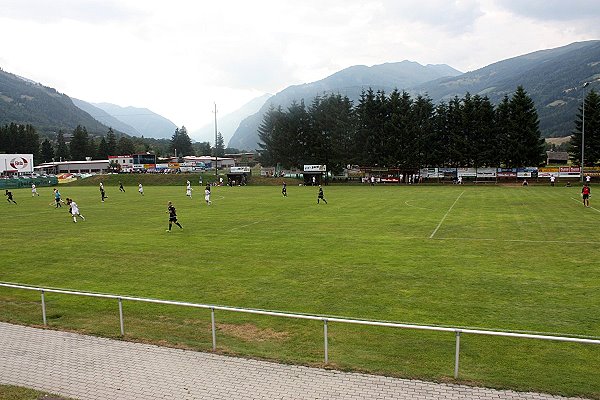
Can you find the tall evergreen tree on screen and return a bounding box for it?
[69,125,90,161]
[411,95,435,169]
[97,137,110,159]
[257,105,285,166]
[40,138,55,163]
[570,89,600,166]
[214,132,225,157]
[507,86,545,166]
[169,126,194,157]
[55,130,70,161]
[106,128,117,155]
[495,96,512,167]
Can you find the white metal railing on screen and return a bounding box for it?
[1,282,600,379]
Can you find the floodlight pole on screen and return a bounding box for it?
[214,102,218,177]
[581,82,588,182]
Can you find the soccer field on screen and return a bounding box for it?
[1,183,599,397]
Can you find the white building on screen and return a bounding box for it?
[182,156,235,169]
[108,155,134,171]
[35,160,110,174]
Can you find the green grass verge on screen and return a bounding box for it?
[0,385,72,400]
[1,183,599,398]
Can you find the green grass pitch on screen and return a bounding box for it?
[1,182,599,398]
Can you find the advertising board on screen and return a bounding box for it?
[0,154,34,173]
[304,164,327,172]
[231,166,251,173]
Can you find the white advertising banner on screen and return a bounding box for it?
[457,167,477,177]
[304,164,327,172]
[0,154,33,173]
[476,168,497,178]
[230,166,251,173]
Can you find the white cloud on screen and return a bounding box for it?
[1,0,598,132]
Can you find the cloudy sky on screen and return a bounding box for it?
[1,0,599,138]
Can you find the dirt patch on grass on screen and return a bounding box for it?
[217,323,290,342]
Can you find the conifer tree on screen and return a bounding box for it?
[40,138,55,163]
[507,86,545,166]
[106,128,117,156]
[570,89,600,166]
[97,137,110,159]
[55,130,70,161]
[169,126,194,157]
[69,125,90,161]
[214,132,225,157]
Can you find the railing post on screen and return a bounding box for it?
[41,290,47,326]
[118,298,124,336]
[454,330,461,379]
[324,319,329,364]
[211,307,216,351]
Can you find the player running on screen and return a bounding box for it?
[138,183,144,196]
[317,185,327,204]
[66,198,85,222]
[100,183,107,202]
[5,190,17,204]
[31,183,40,196]
[53,188,63,208]
[119,181,125,192]
[166,201,183,232]
[282,181,287,197]
[186,180,193,199]
[582,184,591,207]
[204,184,212,205]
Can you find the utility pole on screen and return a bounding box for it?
[214,102,218,177]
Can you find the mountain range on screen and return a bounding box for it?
[228,62,462,150]
[0,68,112,136]
[229,40,600,150]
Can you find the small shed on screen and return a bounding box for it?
[303,164,326,185]
[546,151,569,165]
[227,166,250,185]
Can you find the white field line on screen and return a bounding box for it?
[570,197,600,213]
[404,200,433,210]
[430,237,600,245]
[225,220,264,233]
[429,191,465,239]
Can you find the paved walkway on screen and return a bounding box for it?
[0,322,587,400]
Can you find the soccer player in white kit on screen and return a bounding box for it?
[31,183,39,196]
[186,181,193,198]
[138,183,144,196]
[67,198,85,222]
[204,185,211,205]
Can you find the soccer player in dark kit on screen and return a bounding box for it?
[100,182,107,202]
[166,201,183,232]
[5,190,17,204]
[317,185,327,204]
[282,181,287,197]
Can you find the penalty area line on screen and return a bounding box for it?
[429,191,464,239]
[431,237,600,245]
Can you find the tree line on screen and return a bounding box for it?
[0,124,229,165]
[258,86,548,173]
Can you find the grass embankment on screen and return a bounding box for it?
[0,385,72,400]
[0,185,599,398]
